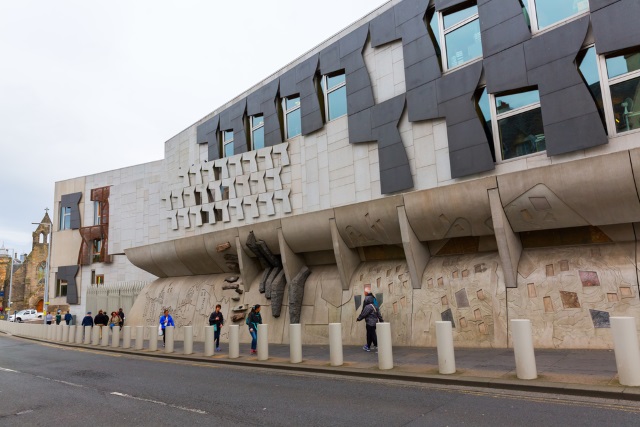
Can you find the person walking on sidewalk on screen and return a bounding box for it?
[246,305,262,355]
[64,311,72,325]
[81,311,93,340]
[357,294,383,352]
[208,304,225,352]
[45,312,53,325]
[159,309,175,347]
[55,310,62,325]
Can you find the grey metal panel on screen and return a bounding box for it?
[435,0,469,11]
[208,139,221,162]
[481,14,531,57]
[526,58,584,96]
[339,23,369,57]
[296,55,324,136]
[196,115,219,145]
[370,8,397,47]
[260,79,282,147]
[403,35,437,67]
[407,81,439,122]
[405,58,442,90]
[450,143,495,179]
[61,192,82,230]
[540,84,602,126]
[591,0,640,54]
[484,45,529,94]
[436,61,483,103]
[438,93,479,127]
[279,69,298,97]
[524,17,590,70]
[588,0,621,12]
[347,86,376,115]
[446,118,490,152]
[380,165,414,194]
[219,99,248,155]
[319,43,342,74]
[344,65,371,95]
[348,108,375,143]
[397,14,429,43]
[478,0,527,31]
[395,0,429,25]
[57,265,79,305]
[543,112,608,155]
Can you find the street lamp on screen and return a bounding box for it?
[33,211,52,321]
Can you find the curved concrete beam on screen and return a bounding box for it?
[398,205,430,289]
[281,209,334,253]
[125,245,166,278]
[334,196,403,249]
[330,218,361,290]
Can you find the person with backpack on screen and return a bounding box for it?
[357,293,383,352]
[245,305,262,355]
[159,309,175,347]
[208,304,225,352]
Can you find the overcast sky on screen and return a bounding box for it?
[0,0,388,256]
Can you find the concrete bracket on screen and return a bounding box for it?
[236,236,261,292]
[397,205,430,289]
[488,188,522,288]
[277,228,307,283]
[330,218,361,290]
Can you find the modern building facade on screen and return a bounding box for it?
[52,0,640,348]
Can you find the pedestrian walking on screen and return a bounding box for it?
[117,308,125,328]
[64,311,72,325]
[159,309,175,347]
[357,294,383,352]
[81,311,93,340]
[94,309,108,338]
[246,304,262,355]
[55,310,62,325]
[208,304,225,352]
[45,312,53,325]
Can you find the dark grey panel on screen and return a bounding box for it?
[591,0,640,54]
[372,93,406,127]
[588,0,621,12]
[348,108,374,143]
[438,93,480,127]
[196,115,219,145]
[524,17,589,70]
[481,14,531,57]
[435,0,469,11]
[450,143,495,179]
[57,265,79,305]
[208,139,221,162]
[484,45,529,94]
[478,0,527,31]
[370,8,397,47]
[543,112,608,156]
[379,143,412,169]
[380,165,414,194]
[436,61,483,103]
[296,54,319,83]
[540,84,601,126]
[403,35,437,67]
[405,58,442,90]
[395,0,429,25]
[446,118,490,152]
[347,86,376,116]
[60,192,82,230]
[339,23,369,57]
[279,69,298,97]
[219,99,248,156]
[397,14,429,43]
[319,43,342,75]
[344,65,371,95]
[526,58,584,96]
[407,81,439,122]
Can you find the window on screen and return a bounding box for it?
[486,88,545,160]
[602,48,640,134]
[522,0,589,32]
[59,206,71,230]
[438,2,482,70]
[95,274,104,285]
[56,279,67,297]
[577,46,607,131]
[283,96,301,139]
[251,115,265,150]
[93,200,101,225]
[92,239,102,263]
[321,72,347,121]
[475,87,495,161]
[222,130,234,157]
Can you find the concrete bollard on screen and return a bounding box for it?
[511,319,537,380]
[135,326,144,350]
[111,326,120,348]
[46,324,52,341]
[377,322,393,370]
[84,326,92,344]
[165,326,174,353]
[289,324,302,364]
[148,326,158,351]
[91,326,100,345]
[228,325,239,359]
[100,326,109,346]
[610,317,640,386]
[56,324,63,342]
[204,326,214,357]
[41,324,47,340]
[68,325,75,344]
[257,324,269,361]
[183,326,193,355]
[122,326,131,349]
[436,321,456,374]
[329,323,343,367]
[62,325,69,342]
[75,325,83,344]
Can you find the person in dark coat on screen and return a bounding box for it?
[94,310,108,338]
[246,305,262,355]
[357,295,383,352]
[55,310,62,325]
[64,311,72,325]
[81,312,93,340]
[117,308,125,328]
[208,304,225,352]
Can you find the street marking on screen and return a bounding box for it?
[16,410,33,415]
[0,367,19,373]
[110,392,207,414]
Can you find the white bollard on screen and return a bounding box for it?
[68,325,75,343]
[511,319,537,380]
[436,321,456,374]
[91,326,100,345]
[75,325,83,344]
[257,324,269,361]
[290,324,302,364]
[204,326,214,357]
[228,325,239,359]
[183,326,193,355]
[111,325,120,348]
[62,325,69,342]
[135,326,144,350]
[148,326,158,351]
[56,324,63,342]
[41,324,47,340]
[84,326,92,344]
[329,323,343,367]
[377,322,393,370]
[165,326,174,353]
[100,326,109,346]
[610,317,640,386]
[122,326,131,349]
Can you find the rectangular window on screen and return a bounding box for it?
[251,115,265,150]
[523,0,589,32]
[59,206,71,230]
[438,2,482,70]
[222,130,234,157]
[283,96,301,139]
[577,46,607,132]
[93,200,101,225]
[56,279,68,297]
[322,72,347,121]
[602,48,640,134]
[92,239,102,263]
[95,274,104,285]
[91,270,96,285]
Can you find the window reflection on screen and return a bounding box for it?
[444,18,482,69]
[534,0,589,30]
[498,108,546,160]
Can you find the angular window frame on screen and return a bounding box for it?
[599,47,640,136]
[59,206,71,230]
[221,130,234,157]
[93,200,101,226]
[92,238,102,263]
[523,0,590,33]
[437,2,482,71]
[283,95,302,139]
[321,71,347,121]
[250,114,265,150]
[56,279,68,297]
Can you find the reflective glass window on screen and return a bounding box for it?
[443,5,478,29]
[495,89,540,114]
[252,126,265,150]
[498,107,545,160]
[610,76,640,133]
[534,0,588,30]
[444,18,482,69]
[577,46,606,131]
[606,52,640,79]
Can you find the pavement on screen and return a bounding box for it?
[5,330,640,402]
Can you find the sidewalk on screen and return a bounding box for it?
[9,331,640,401]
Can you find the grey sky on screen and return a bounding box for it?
[0,0,388,255]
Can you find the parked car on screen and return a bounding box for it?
[9,309,43,322]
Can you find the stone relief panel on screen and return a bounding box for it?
[508,243,640,349]
[412,252,507,348]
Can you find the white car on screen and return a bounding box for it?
[9,309,43,322]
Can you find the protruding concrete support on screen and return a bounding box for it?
[330,218,361,290]
[165,326,175,353]
[204,326,214,356]
[136,326,144,350]
[228,325,239,359]
[257,324,269,361]
[111,326,120,348]
[62,325,69,342]
[56,324,63,342]
[84,326,92,344]
[489,188,522,288]
[122,326,131,349]
[236,236,261,292]
[148,326,158,351]
[68,325,75,343]
[511,319,537,380]
[329,323,343,366]
[377,322,393,370]
[91,326,100,345]
[183,325,193,355]
[289,324,302,363]
[398,205,430,289]
[610,317,640,386]
[436,321,456,374]
[100,326,109,346]
[278,228,306,283]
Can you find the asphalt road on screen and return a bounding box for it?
[1,335,640,426]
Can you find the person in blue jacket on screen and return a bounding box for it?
[246,305,262,355]
[159,309,175,347]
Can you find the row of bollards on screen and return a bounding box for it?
[2,318,640,384]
